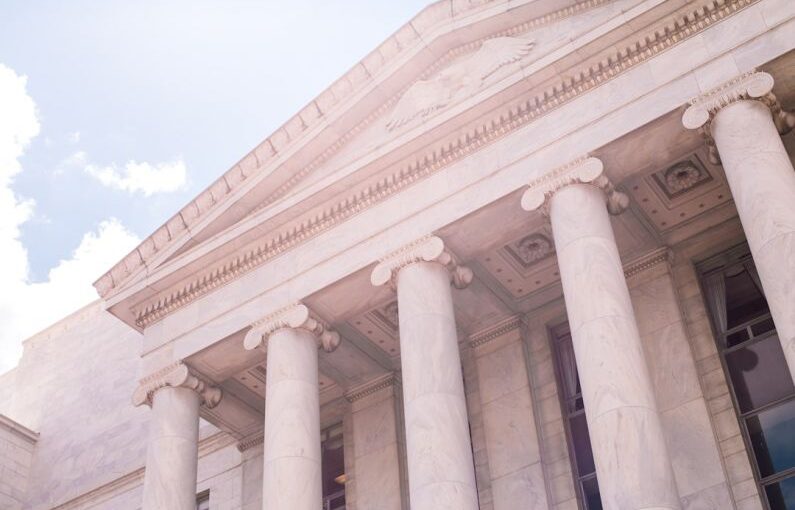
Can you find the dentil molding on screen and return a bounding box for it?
[344,373,398,403]
[243,303,341,353]
[96,0,612,301]
[683,71,795,164]
[132,361,222,408]
[520,157,629,215]
[371,235,473,290]
[129,0,758,329]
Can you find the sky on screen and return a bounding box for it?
[0,0,431,372]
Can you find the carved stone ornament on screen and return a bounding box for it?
[520,157,629,216]
[683,71,795,164]
[371,235,473,289]
[132,361,222,408]
[243,303,341,353]
[386,37,536,131]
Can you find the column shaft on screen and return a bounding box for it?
[550,183,680,509]
[396,260,478,510]
[141,386,201,510]
[261,327,322,510]
[711,99,795,382]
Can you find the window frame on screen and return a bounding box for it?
[697,244,795,509]
[549,322,602,510]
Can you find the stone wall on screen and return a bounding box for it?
[0,415,37,510]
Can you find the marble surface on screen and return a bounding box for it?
[396,260,478,510]
[711,98,795,383]
[141,386,201,510]
[550,183,681,510]
[351,385,403,510]
[261,327,322,510]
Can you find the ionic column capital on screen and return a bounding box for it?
[243,303,340,353]
[132,361,222,408]
[520,157,628,216]
[683,71,795,164]
[370,235,473,290]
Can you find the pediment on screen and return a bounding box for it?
[94,0,735,330]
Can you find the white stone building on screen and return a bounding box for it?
[1,0,794,509]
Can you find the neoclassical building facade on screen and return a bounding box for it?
[1,0,794,509]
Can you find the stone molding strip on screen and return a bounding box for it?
[683,71,795,164]
[345,373,398,403]
[623,247,674,279]
[96,0,612,301]
[243,303,341,353]
[132,361,222,408]
[371,235,473,289]
[51,431,235,510]
[521,157,629,215]
[468,316,522,349]
[131,0,758,329]
[0,414,38,444]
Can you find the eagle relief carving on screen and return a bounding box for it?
[386,36,536,131]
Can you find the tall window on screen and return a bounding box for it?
[699,246,795,509]
[551,325,603,510]
[322,424,346,510]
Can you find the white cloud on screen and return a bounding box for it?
[0,64,141,372]
[84,158,187,196]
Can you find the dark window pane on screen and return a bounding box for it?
[726,335,794,413]
[581,477,603,510]
[764,475,795,510]
[570,413,596,476]
[726,328,750,348]
[725,267,769,329]
[751,317,776,337]
[746,399,795,478]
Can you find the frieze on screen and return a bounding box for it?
[131,0,757,329]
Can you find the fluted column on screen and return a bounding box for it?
[133,362,222,510]
[244,303,340,510]
[371,236,478,510]
[684,71,795,383]
[522,158,681,509]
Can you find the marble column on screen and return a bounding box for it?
[522,158,681,509]
[684,71,795,383]
[133,362,222,510]
[243,303,340,510]
[371,236,478,510]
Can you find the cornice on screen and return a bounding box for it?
[623,247,674,279]
[468,316,522,349]
[520,157,629,215]
[96,0,612,301]
[371,235,473,290]
[0,414,38,444]
[243,303,341,353]
[132,361,222,408]
[344,373,398,403]
[131,0,758,329]
[683,71,795,163]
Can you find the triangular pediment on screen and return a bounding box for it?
[95,0,704,329]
